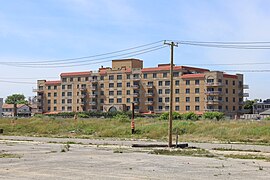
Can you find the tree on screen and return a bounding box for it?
[5,94,28,116]
[243,100,255,114]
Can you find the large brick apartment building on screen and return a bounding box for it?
[35,59,249,117]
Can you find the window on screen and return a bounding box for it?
[195,97,200,102]
[62,85,65,89]
[100,76,104,80]
[175,80,179,86]
[54,107,57,111]
[175,89,179,94]
[62,78,67,82]
[78,77,81,82]
[67,92,72,96]
[173,72,179,77]
[158,81,163,86]
[62,106,65,111]
[186,97,190,102]
[186,106,190,111]
[85,77,89,81]
[109,75,114,80]
[175,106,180,111]
[70,78,73,82]
[226,88,228,94]
[117,98,122,103]
[163,72,167,78]
[54,86,57,90]
[175,97,180,102]
[117,75,122,80]
[127,74,130,79]
[226,106,228,110]
[186,88,190,94]
[62,92,65,97]
[54,100,57,104]
[48,107,51,111]
[226,97,228,102]
[165,81,170,86]
[143,74,147,79]
[195,106,200,111]
[100,91,104,96]
[54,92,57,97]
[109,98,114,103]
[186,80,190,85]
[109,83,114,88]
[48,100,51,104]
[226,80,228,85]
[67,106,72,111]
[233,97,236,102]
[195,80,200,85]
[100,99,104,103]
[48,93,51,97]
[117,83,122,87]
[165,97,169,102]
[158,89,163,94]
[158,98,162,102]
[127,90,130,95]
[233,81,235,85]
[153,73,157,78]
[67,99,72,104]
[117,91,122,95]
[109,91,114,96]
[62,99,65,104]
[165,106,169,110]
[127,82,130,87]
[158,106,163,110]
[48,86,51,90]
[165,89,170,94]
[67,85,72,89]
[233,106,236,111]
[127,98,130,103]
[195,88,200,94]
[233,89,235,94]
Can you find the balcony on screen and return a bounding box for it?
[89,94,97,98]
[205,109,221,112]
[145,93,154,97]
[132,93,139,97]
[145,101,154,105]
[243,85,249,89]
[239,92,249,97]
[206,99,222,104]
[80,94,86,99]
[91,86,96,91]
[132,85,139,89]
[134,101,140,106]
[37,95,43,99]
[132,77,140,81]
[80,87,87,91]
[146,84,154,89]
[205,91,222,95]
[89,102,96,106]
[91,79,98,83]
[33,88,44,93]
[206,82,223,87]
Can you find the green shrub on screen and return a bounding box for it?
[264,116,270,120]
[113,114,130,122]
[182,112,199,121]
[159,112,181,120]
[78,113,89,118]
[202,112,224,121]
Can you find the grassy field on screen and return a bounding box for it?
[0,117,270,144]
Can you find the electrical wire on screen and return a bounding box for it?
[2,45,167,68]
[0,80,36,84]
[0,40,164,64]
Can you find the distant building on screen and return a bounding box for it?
[253,99,270,114]
[35,59,248,117]
[0,98,3,118]
[2,104,31,117]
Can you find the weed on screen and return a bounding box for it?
[149,148,216,158]
[212,147,261,152]
[224,154,270,161]
[0,153,21,158]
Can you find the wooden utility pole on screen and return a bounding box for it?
[131,102,135,134]
[164,40,178,147]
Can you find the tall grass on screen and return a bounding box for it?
[0,117,270,143]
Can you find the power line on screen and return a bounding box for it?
[2,45,167,68]
[0,77,58,79]
[0,80,36,84]
[178,42,270,49]
[178,62,270,66]
[0,40,164,64]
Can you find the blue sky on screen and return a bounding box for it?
[0,0,270,100]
